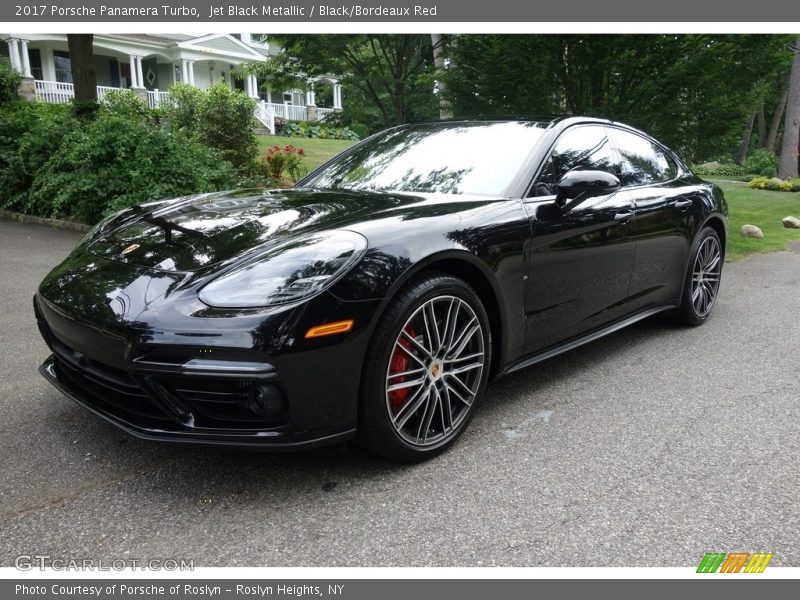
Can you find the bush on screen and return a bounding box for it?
[347,122,369,139]
[747,176,800,192]
[26,109,236,223]
[760,166,777,178]
[161,82,202,134]
[743,149,779,176]
[196,82,257,172]
[259,144,307,182]
[0,102,77,211]
[691,160,745,177]
[0,58,22,103]
[283,120,361,140]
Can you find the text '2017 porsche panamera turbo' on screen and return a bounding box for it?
[35,117,727,461]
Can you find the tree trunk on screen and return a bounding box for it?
[735,106,757,165]
[431,34,452,119]
[766,83,788,152]
[756,92,767,147]
[67,34,96,104]
[778,36,800,179]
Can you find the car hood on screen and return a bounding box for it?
[87,188,427,272]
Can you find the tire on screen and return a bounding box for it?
[674,226,724,326]
[357,272,492,462]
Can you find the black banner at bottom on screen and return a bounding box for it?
[3,579,797,600]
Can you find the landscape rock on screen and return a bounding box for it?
[700,161,720,171]
[740,224,764,239]
[783,216,800,229]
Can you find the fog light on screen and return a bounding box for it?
[245,383,287,417]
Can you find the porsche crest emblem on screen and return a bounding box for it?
[121,243,141,256]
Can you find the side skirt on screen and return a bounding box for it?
[500,303,678,377]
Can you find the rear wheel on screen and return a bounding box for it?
[675,227,723,326]
[358,273,491,462]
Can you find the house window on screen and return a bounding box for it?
[28,48,43,80]
[53,51,72,83]
[283,92,293,105]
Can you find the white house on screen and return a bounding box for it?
[0,33,344,134]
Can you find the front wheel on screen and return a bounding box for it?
[358,273,491,462]
[674,227,723,326]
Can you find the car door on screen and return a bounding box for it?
[523,124,637,353]
[608,127,696,309]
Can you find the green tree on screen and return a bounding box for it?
[248,35,438,128]
[444,34,793,162]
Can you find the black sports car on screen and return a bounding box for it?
[35,117,727,461]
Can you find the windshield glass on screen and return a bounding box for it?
[304,121,549,196]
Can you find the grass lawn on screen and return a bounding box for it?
[711,179,800,261]
[257,136,357,174]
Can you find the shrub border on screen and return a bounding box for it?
[0,209,90,232]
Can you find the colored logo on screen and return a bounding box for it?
[697,552,773,573]
[121,243,141,256]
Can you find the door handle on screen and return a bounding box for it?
[614,210,634,223]
[673,199,693,211]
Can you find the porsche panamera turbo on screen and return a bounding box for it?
[35,117,727,461]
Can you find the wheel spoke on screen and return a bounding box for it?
[400,330,432,361]
[387,366,427,380]
[448,361,484,376]
[417,386,438,443]
[396,337,427,367]
[386,375,427,393]
[422,302,440,356]
[393,382,431,429]
[446,321,480,360]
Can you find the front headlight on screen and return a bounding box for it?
[198,230,368,308]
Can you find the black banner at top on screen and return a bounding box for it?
[3,0,800,22]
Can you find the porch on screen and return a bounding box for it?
[3,34,343,134]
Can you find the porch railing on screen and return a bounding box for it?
[146,89,170,108]
[34,80,75,104]
[254,101,275,134]
[264,102,308,122]
[32,81,330,132]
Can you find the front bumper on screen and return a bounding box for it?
[40,355,355,449]
[34,291,373,449]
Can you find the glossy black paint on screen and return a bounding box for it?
[35,117,727,449]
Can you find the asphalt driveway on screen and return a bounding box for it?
[0,219,798,567]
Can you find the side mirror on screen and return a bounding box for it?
[555,169,621,210]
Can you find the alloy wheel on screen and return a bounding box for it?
[385,295,485,447]
[691,236,722,317]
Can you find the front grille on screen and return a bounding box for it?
[51,337,173,423]
[47,332,286,430]
[162,377,276,423]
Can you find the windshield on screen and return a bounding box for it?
[304,121,549,196]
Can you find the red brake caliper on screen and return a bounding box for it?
[388,325,417,412]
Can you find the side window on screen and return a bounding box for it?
[533,126,616,196]
[611,128,677,187]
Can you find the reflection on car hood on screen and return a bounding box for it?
[88,188,425,272]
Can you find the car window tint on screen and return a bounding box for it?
[532,125,616,196]
[611,128,678,187]
[306,121,549,196]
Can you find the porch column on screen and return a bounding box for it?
[250,74,259,98]
[180,59,188,83]
[19,39,33,78]
[188,61,195,86]
[245,74,252,96]
[305,80,316,106]
[136,56,145,90]
[266,86,272,104]
[333,83,342,109]
[129,55,140,88]
[7,38,21,73]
